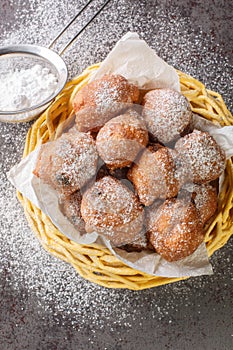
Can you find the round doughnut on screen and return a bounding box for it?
[148,198,204,261]
[81,176,144,246]
[59,191,86,234]
[174,129,226,184]
[96,112,149,169]
[142,88,192,144]
[128,145,180,206]
[72,74,140,132]
[34,130,98,196]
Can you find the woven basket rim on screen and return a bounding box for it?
[18,64,233,290]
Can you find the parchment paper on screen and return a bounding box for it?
[91,32,180,91]
[8,32,233,277]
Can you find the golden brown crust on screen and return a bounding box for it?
[33,142,56,185]
[96,112,149,169]
[81,176,144,246]
[142,88,192,144]
[174,129,226,184]
[147,198,204,261]
[59,191,86,234]
[128,145,180,206]
[33,74,226,261]
[72,74,140,132]
[181,183,218,226]
[33,130,98,196]
[145,200,164,231]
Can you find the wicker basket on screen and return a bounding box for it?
[17,64,233,290]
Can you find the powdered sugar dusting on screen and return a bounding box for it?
[175,129,226,183]
[0,1,232,347]
[182,182,218,225]
[128,146,179,206]
[96,112,148,169]
[143,88,192,144]
[94,80,129,114]
[73,74,139,132]
[81,176,144,245]
[60,190,86,234]
[148,198,204,261]
[38,130,99,195]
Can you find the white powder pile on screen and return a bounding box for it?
[0,64,58,111]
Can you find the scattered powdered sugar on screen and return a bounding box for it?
[1,1,232,348]
[0,64,58,111]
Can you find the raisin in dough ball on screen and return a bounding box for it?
[81,176,144,246]
[142,88,192,144]
[72,74,139,132]
[96,112,149,169]
[60,191,86,234]
[128,145,179,206]
[174,129,226,184]
[148,198,204,261]
[181,183,218,226]
[34,130,98,196]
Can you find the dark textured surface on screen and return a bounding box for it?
[0,1,232,349]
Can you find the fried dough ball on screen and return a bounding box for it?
[33,141,56,186]
[128,145,179,206]
[142,88,192,144]
[34,130,98,196]
[174,129,226,184]
[81,176,144,246]
[181,183,218,226]
[147,198,204,261]
[72,74,140,132]
[60,191,86,234]
[96,112,149,169]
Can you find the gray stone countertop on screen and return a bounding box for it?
[0,1,232,349]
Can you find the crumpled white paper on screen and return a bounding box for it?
[8,32,233,278]
[103,238,212,278]
[91,32,180,91]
